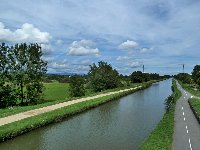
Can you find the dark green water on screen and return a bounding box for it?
[0,79,172,150]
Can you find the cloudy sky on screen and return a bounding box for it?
[0,0,200,75]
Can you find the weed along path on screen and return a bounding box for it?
[173,81,200,150]
[0,86,142,127]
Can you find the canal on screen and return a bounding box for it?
[0,79,172,150]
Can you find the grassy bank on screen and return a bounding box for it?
[188,98,200,123]
[178,81,200,97]
[139,80,182,150]
[0,81,153,142]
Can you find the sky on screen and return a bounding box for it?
[0,0,200,75]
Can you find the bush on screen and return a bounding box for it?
[69,76,85,97]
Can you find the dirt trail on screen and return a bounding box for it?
[0,86,141,127]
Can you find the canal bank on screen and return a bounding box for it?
[0,80,155,143]
[140,80,182,149]
[0,79,172,150]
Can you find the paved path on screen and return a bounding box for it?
[0,86,141,127]
[173,81,200,150]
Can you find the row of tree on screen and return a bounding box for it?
[0,42,165,108]
[69,61,164,97]
[0,43,47,108]
[175,65,200,87]
[130,71,161,83]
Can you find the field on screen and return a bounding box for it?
[43,82,70,102]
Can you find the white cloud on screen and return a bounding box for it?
[41,44,54,56]
[119,40,137,49]
[56,39,63,45]
[0,22,51,43]
[128,61,142,68]
[48,60,68,70]
[68,40,99,56]
[140,47,154,53]
[116,56,131,61]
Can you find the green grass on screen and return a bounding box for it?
[43,82,70,102]
[0,87,144,142]
[178,81,200,97]
[139,79,182,150]
[189,98,200,118]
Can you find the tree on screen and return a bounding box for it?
[0,43,16,108]
[130,71,144,83]
[88,61,120,92]
[175,73,192,84]
[130,71,161,83]
[0,43,47,107]
[192,65,200,86]
[69,76,85,97]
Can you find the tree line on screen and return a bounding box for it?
[0,43,47,108]
[175,65,200,87]
[0,42,166,108]
[69,61,165,97]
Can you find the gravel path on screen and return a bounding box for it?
[0,86,141,127]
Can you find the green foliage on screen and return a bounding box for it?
[175,73,192,84]
[69,76,85,97]
[192,65,200,86]
[0,43,47,108]
[88,61,120,92]
[164,95,175,112]
[189,98,200,118]
[130,71,160,83]
[0,85,16,108]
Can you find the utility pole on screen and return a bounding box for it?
[179,64,185,73]
[142,65,144,73]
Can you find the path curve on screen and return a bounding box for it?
[0,86,141,127]
[173,81,200,150]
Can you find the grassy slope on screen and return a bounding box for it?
[189,98,200,118]
[179,81,200,97]
[139,80,182,150]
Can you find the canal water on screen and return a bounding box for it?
[0,79,172,150]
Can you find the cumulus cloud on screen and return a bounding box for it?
[68,40,99,56]
[140,47,154,53]
[116,56,131,61]
[128,61,142,68]
[41,44,54,56]
[119,40,137,49]
[0,22,51,43]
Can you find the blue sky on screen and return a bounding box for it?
[0,0,200,75]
